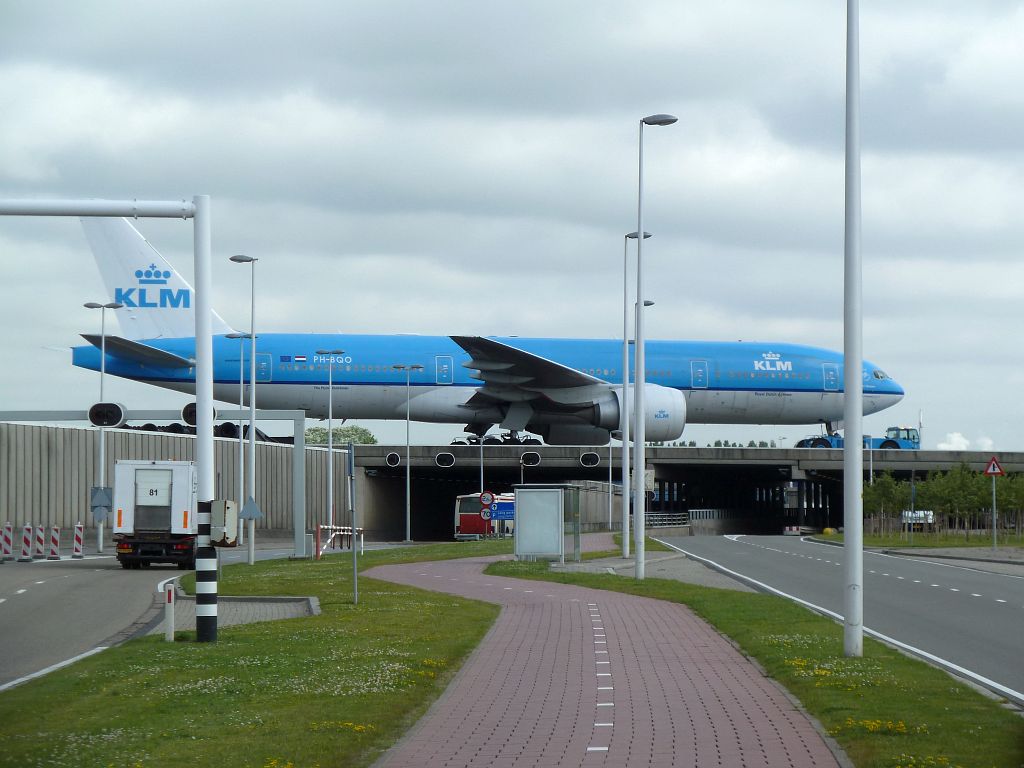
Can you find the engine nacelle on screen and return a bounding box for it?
[593,384,687,443]
[541,425,611,446]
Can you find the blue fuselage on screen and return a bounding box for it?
[72,333,904,427]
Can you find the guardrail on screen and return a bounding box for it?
[315,525,364,559]
[646,511,689,528]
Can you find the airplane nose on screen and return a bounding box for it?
[866,383,903,414]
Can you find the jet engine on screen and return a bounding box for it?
[592,384,687,443]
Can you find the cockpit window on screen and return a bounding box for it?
[873,370,888,380]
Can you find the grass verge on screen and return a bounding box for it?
[486,559,1024,768]
[0,540,512,768]
[817,532,1024,549]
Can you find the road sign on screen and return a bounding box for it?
[240,496,263,520]
[984,457,1005,477]
[479,491,495,507]
[488,500,515,521]
[90,485,113,522]
[480,508,491,521]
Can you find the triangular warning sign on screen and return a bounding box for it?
[984,457,1005,477]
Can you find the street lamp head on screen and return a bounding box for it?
[229,254,257,263]
[642,113,678,126]
[643,300,655,307]
[84,302,103,309]
[227,332,256,340]
[626,231,652,240]
[85,301,125,310]
[410,364,425,371]
[316,349,345,356]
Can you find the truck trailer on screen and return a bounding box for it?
[113,460,198,569]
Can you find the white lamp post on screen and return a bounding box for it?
[226,331,255,544]
[393,363,423,542]
[633,113,677,580]
[316,349,345,529]
[84,300,124,553]
[621,230,650,558]
[842,0,864,657]
[230,254,258,564]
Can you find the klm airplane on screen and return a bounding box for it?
[71,218,904,445]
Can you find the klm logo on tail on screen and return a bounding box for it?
[115,264,190,309]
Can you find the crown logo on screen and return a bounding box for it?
[135,263,171,285]
[762,351,781,361]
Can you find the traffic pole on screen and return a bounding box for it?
[164,582,176,642]
[47,526,60,560]
[72,523,85,559]
[18,525,33,562]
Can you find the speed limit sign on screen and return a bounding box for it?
[480,508,492,520]
[479,491,495,507]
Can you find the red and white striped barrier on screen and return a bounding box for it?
[47,526,61,560]
[72,523,84,559]
[783,525,801,536]
[18,525,34,562]
[2,522,12,561]
[33,525,45,559]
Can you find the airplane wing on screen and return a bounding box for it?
[451,335,612,432]
[81,334,194,369]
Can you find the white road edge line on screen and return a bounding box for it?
[654,537,1024,707]
[0,647,108,693]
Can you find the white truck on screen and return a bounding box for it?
[113,460,199,569]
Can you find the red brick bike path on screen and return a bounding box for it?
[366,556,844,768]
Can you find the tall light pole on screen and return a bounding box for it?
[317,349,345,529]
[842,0,864,657]
[230,254,258,565]
[226,331,254,544]
[393,363,423,542]
[84,300,124,553]
[621,230,650,559]
[633,113,677,580]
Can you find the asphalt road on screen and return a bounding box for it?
[0,555,166,689]
[657,534,1024,703]
[0,544,297,691]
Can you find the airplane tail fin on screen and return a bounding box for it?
[80,217,234,340]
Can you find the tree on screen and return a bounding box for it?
[305,424,378,445]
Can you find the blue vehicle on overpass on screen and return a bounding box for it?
[795,425,921,450]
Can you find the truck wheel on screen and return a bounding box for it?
[811,438,831,448]
[120,560,131,570]
[880,440,899,449]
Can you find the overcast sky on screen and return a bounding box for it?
[1,1,1022,449]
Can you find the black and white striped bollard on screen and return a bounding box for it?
[195,500,218,642]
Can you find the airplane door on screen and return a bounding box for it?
[435,355,453,385]
[256,353,273,382]
[822,363,839,392]
[690,360,709,389]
